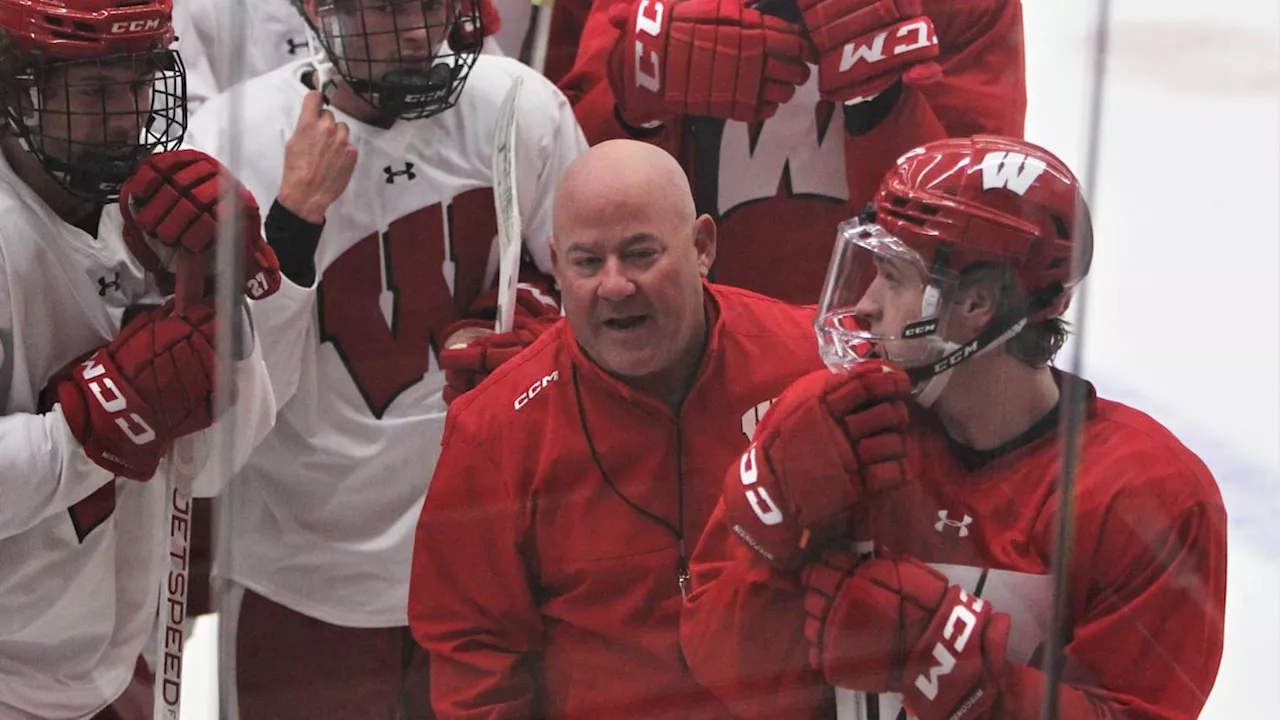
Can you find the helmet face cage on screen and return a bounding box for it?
[3,49,186,203]
[303,0,483,121]
[815,221,961,375]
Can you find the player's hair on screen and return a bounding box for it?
[959,263,1069,367]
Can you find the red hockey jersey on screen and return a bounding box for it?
[409,284,826,719]
[559,0,1026,304]
[681,378,1227,720]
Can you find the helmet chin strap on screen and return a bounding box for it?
[903,282,1063,407]
[44,150,141,202]
[343,63,458,118]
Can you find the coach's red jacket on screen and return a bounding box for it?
[409,283,825,719]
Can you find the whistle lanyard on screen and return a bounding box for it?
[571,365,691,599]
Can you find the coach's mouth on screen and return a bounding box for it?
[602,315,650,332]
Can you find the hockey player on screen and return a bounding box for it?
[174,0,577,117]
[0,0,279,717]
[408,139,830,719]
[559,0,1025,304]
[173,0,502,622]
[183,0,587,716]
[681,136,1228,720]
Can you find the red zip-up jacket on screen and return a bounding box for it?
[409,283,826,719]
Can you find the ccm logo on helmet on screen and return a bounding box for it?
[514,370,559,410]
[111,19,162,34]
[633,0,665,92]
[739,446,783,526]
[80,356,158,445]
[914,589,986,701]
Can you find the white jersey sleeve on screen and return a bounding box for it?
[0,408,117,541]
[511,63,589,277]
[189,305,279,498]
[174,0,312,117]
[0,216,117,540]
[243,278,318,412]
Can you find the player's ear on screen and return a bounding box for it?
[693,214,716,278]
[549,234,561,271]
[952,276,1000,341]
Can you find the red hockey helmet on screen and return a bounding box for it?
[0,0,175,59]
[815,136,1093,392]
[0,0,186,203]
[874,135,1093,320]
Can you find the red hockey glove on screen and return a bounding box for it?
[120,149,282,301]
[797,0,941,103]
[803,552,1011,720]
[722,361,912,570]
[51,300,225,482]
[438,286,561,405]
[451,0,502,49]
[608,0,812,126]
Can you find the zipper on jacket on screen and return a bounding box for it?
[674,417,690,600]
[572,365,690,600]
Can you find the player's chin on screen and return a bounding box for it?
[590,336,667,379]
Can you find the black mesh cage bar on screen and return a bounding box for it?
[3,49,186,202]
[300,0,482,121]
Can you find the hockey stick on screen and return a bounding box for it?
[528,0,555,76]
[152,250,206,720]
[1040,1,1112,718]
[493,77,524,334]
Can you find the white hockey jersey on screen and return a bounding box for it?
[186,55,587,627]
[0,154,276,719]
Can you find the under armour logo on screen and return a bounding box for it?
[383,163,416,184]
[285,37,307,56]
[97,272,121,296]
[934,510,972,537]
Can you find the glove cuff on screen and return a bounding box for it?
[901,585,1005,720]
[56,376,92,447]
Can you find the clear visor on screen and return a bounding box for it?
[815,221,960,373]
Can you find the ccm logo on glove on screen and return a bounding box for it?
[915,589,985,701]
[739,446,783,527]
[80,357,157,446]
[840,19,936,72]
[633,0,666,91]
